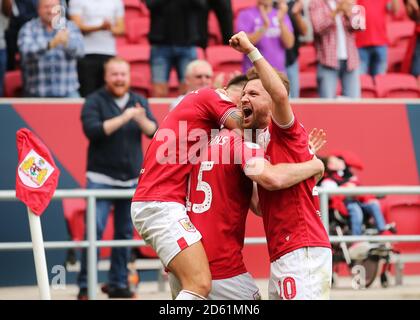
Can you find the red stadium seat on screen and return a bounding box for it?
[62,199,111,258]
[387,46,407,73]
[387,21,415,48]
[387,0,409,22]
[375,73,420,98]
[300,71,342,98]
[299,44,317,72]
[124,45,203,97]
[382,196,420,253]
[232,0,255,18]
[131,68,151,97]
[126,17,149,45]
[206,45,242,74]
[123,0,142,22]
[168,70,181,97]
[299,72,318,98]
[62,199,86,242]
[137,0,150,17]
[4,70,22,97]
[123,0,149,19]
[62,198,157,259]
[196,47,206,60]
[117,44,150,63]
[360,74,377,98]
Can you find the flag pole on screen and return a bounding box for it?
[27,207,51,300]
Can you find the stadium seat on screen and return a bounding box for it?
[387,0,409,22]
[375,73,420,98]
[387,21,415,48]
[300,71,343,98]
[62,198,111,258]
[232,0,255,18]
[387,46,407,73]
[196,47,206,60]
[298,44,317,72]
[125,17,150,45]
[206,45,242,74]
[4,70,22,97]
[137,0,150,17]
[208,12,223,46]
[131,68,152,97]
[123,0,147,20]
[123,5,141,22]
[62,199,86,242]
[117,44,150,63]
[382,196,420,253]
[168,70,181,97]
[299,72,318,98]
[360,74,377,98]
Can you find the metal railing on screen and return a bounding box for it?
[0,186,420,299]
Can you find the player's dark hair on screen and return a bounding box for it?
[245,67,290,95]
[226,74,248,89]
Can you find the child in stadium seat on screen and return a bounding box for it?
[320,154,395,236]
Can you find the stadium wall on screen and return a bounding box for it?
[0,99,419,286]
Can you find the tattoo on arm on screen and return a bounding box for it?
[228,110,243,126]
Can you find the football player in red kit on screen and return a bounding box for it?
[230,31,332,300]
[131,87,242,300]
[168,77,326,299]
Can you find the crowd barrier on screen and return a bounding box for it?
[1,186,420,299]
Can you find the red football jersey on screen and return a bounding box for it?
[258,117,331,262]
[132,89,236,204]
[187,129,265,279]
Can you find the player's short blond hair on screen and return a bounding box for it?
[245,67,290,96]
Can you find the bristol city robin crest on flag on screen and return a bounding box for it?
[15,128,60,216]
[18,149,55,188]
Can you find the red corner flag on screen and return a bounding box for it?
[15,128,60,216]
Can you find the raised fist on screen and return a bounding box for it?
[229,31,255,54]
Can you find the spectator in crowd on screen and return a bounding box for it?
[169,59,242,110]
[5,0,38,71]
[402,0,420,76]
[69,0,125,97]
[320,154,393,236]
[198,0,233,48]
[78,57,157,300]
[356,0,399,76]
[309,0,361,98]
[285,0,308,98]
[169,59,214,110]
[146,0,207,97]
[18,0,84,97]
[236,0,294,74]
[0,0,11,96]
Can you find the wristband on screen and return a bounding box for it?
[247,48,263,63]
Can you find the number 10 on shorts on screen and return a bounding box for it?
[277,277,297,300]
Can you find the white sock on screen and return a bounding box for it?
[175,289,206,300]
